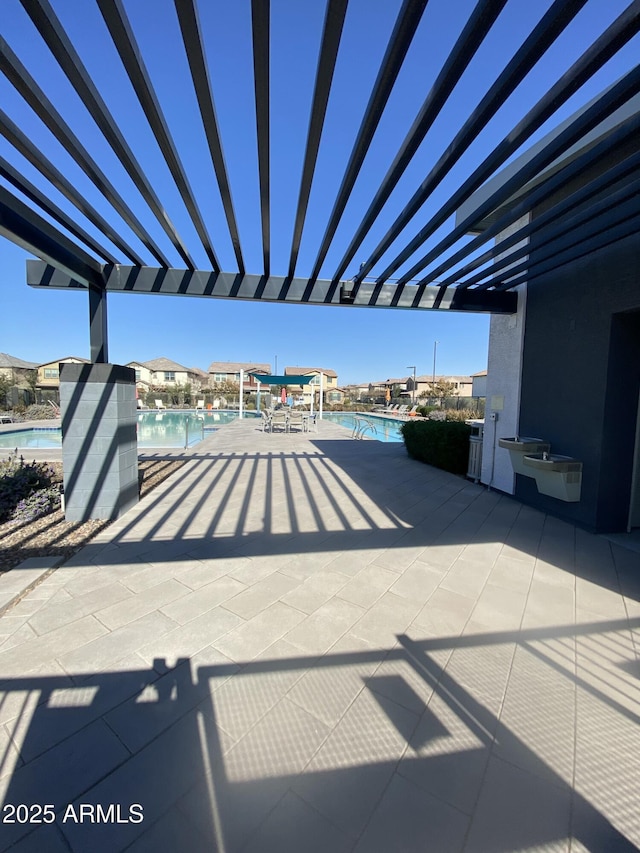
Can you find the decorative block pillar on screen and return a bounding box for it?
[59,363,138,521]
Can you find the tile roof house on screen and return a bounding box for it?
[208,362,271,391]
[0,353,39,387]
[37,356,90,388]
[128,358,204,388]
[284,367,338,405]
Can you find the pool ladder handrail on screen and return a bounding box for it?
[352,417,377,440]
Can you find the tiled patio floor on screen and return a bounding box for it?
[1,417,639,851]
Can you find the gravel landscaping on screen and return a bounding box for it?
[0,458,185,573]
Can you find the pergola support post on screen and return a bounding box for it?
[89,285,109,363]
[59,363,138,521]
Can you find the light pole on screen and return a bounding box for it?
[406,365,416,406]
[432,341,439,404]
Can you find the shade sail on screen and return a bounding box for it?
[248,374,313,385]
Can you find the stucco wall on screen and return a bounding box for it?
[481,216,530,493]
[517,229,640,531]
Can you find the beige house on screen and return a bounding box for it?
[207,362,271,392]
[128,358,203,390]
[409,374,474,398]
[37,356,89,389]
[0,353,38,388]
[342,383,371,402]
[470,369,487,398]
[284,367,338,406]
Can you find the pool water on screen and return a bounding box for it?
[0,427,61,449]
[320,412,404,443]
[136,410,257,447]
[0,411,402,448]
[0,410,259,450]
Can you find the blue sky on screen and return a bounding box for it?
[1,0,637,383]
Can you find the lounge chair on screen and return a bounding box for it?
[396,405,408,416]
[155,399,165,410]
[195,399,205,410]
[404,405,418,417]
[260,410,272,432]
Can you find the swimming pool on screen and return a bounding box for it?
[0,410,259,450]
[0,427,62,449]
[320,412,404,443]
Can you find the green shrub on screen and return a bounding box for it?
[400,420,472,475]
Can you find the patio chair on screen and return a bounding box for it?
[270,409,288,433]
[155,399,165,410]
[261,410,272,432]
[288,409,305,432]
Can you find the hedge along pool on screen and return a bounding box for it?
[0,410,260,450]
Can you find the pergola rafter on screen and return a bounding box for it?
[0,0,638,358]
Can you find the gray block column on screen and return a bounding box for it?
[59,363,138,521]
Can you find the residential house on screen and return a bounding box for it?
[408,374,474,399]
[284,367,338,406]
[207,362,271,393]
[0,353,38,387]
[37,356,90,390]
[384,377,410,400]
[128,358,203,391]
[341,383,371,403]
[470,370,487,398]
[367,380,391,403]
[0,353,39,407]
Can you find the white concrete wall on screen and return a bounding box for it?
[481,216,530,493]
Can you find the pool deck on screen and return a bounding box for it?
[1,417,640,851]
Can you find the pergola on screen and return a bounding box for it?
[2,0,639,363]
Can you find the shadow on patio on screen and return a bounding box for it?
[1,614,639,851]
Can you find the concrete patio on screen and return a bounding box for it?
[1,416,639,852]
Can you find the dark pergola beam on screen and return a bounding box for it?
[0,36,171,268]
[0,156,119,265]
[96,0,220,271]
[0,108,146,266]
[417,66,640,307]
[89,286,109,363]
[305,0,429,287]
[407,75,640,310]
[456,157,640,292]
[422,116,640,291]
[1,186,104,288]
[389,4,640,303]
[251,0,271,277]
[350,0,588,303]
[26,262,517,314]
[329,0,508,300]
[19,0,196,270]
[488,208,640,292]
[174,0,246,274]
[288,0,349,282]
[462,178,640,291]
